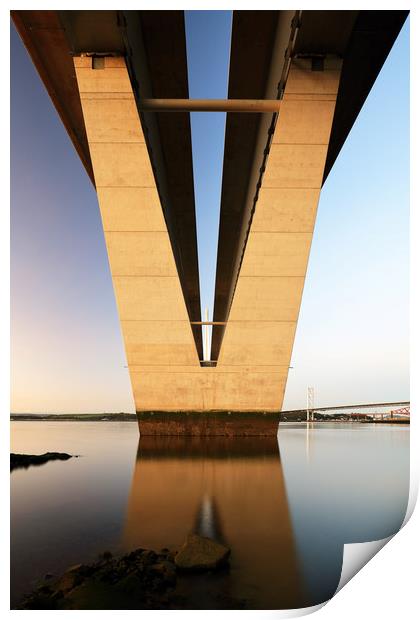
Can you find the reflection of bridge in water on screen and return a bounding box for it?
[12,9,408,434]
[122,437,309,609]
[121,426,409,608]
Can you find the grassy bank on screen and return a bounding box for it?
[10,413,136,422]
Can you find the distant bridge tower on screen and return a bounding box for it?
[307,387,315,422]
[204,307,210,362]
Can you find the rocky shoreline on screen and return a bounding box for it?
[17,535,236,610]
[10,452,77,471]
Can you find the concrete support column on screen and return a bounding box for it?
[217,57,343,410]
[73,56,202,410]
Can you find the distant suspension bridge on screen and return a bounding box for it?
[281,401,410,422]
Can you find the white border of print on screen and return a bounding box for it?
[3,1,417,619]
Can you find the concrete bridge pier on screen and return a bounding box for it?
[73,54,341,435]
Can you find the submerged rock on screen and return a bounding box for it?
[151,561,177,584]
[17,537,232,609]
[17,548,179,610]
[10,452,76,471]
[53,564,86,593]
[174,535,230,572]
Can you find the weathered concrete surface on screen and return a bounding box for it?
[136,411,283,436]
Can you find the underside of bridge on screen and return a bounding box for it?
[12,10,408,434]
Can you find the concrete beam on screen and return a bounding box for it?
[138,98,283,112]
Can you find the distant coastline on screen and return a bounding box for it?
[10,413,137,422]
[10,412,409,424]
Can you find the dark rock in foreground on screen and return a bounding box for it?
[10,452,75,471]
[18,537,233,610]
[18,548,177,609]
[175,535,230,572]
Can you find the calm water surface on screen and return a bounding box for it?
[10,421,409,609]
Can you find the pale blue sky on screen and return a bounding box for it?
[10,13,409,413]
[185,11,232,351]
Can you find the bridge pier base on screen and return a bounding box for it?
[136,411,282,436]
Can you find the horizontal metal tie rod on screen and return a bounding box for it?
[190,321,227,326]
[139,98,281,113]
